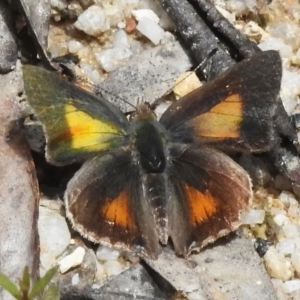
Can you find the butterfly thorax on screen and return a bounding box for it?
[130,111,169,174]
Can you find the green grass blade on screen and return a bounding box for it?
[0,272,22,300]
[29,267,58,299]
[19,266,30,296]
[40,285,60,300]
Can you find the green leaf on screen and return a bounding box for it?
[0,272,22,300]
[29,267,58,299]
[19,266,30,297]
[40,285,60,300]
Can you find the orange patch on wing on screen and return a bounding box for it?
[102,190,134,228]
[192,94,242,138]
[183,184,217,225]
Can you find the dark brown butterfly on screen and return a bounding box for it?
[23,50,282,259]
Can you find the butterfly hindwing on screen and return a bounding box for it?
[65,148,161,258]
[23,65,129,165]
[160,50,282,152]
[168,145,252,256]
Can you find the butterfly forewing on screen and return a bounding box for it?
[160,50,282,152]
[23,65,129,165]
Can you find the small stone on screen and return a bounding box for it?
[96,245,121,261]
[113,0,140,7]
[254,238,273,257]
[273,214,289,227]
[80,64,101,84]
[282,224,300,239]
[59,247,86,274]
[215,5,235,23]
[271,278,283,289]
[226,0,256,15]
[74,5,110,36]
[264,247,293,281]
[291,290,300,299]
[104,260,125,277]
[243,21,269,43]
[118,21,126,29]
[291,251,300,275]
[287,203,299,218]
[50,0,67,11]
[258,37,293,59]
[276,239,295,255]
[132,9,160,23]
[95,46,132,72]
[71,273,80,285]
[48,39,69,58]
[173,72,202,98]
[294,238,300,250]
[38,206,71,273]
[95,261,105,280]
[136,17,165,45]
[281,69,300,112]
[283,279,300,293]
[24,122,45,153]
[270,207,286,216]
[271,279,287,299]
[68,40,84,54]
[226,0,248,15]
[296,48,300,63]
[68,2,82,14]
[278,191,298,207]
[113,29,130,48]
[240,209,265,225]
[268,21,300,51]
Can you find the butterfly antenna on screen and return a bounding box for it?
[194,48,218,73]
[75,73,137,110]
[96,85,137,110]
[150,48,218,110]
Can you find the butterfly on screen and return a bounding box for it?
[23,50,282,259]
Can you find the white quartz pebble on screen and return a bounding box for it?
[68,40,84,54]
[258,37,293,59]
[264,247,293,281]
[75,5,109,36]
[59,247,86,274]
[282,224,300,239]
[104,260,125,277]
[96,245,121,261]
[273,214,289,227]
[95,46,132,72]
[283,279,300,293]
[240,209,265,225]
[276,239,295,255]
[136,17,165,45]
[132,9,160,23]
